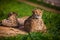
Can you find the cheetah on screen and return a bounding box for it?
[24,9,47,33]
[1,12,19,28]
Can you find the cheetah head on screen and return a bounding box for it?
[8,12,17,17]
[32,9,43,19]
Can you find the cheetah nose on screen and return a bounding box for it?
[35,15,39,19]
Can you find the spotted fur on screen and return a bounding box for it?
[2,12,18,27]
[24,9,47,32]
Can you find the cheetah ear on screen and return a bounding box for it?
[42,10,44,12]
[41,10,44,13]
[8,12,12,17]
[32,10,35,14]
[13,12,18,16]
[32,8,37,14]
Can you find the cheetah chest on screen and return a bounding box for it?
[31,19,43,31]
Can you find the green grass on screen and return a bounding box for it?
[0,0,35,20]
[28,0,60,11]
[0,34,28,40]
[0,32,55,40]
[0,0,60,40]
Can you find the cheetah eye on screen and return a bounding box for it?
[40,12,41,13]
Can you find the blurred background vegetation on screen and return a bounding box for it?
[28,0,60,10]
[0,0,60,40]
